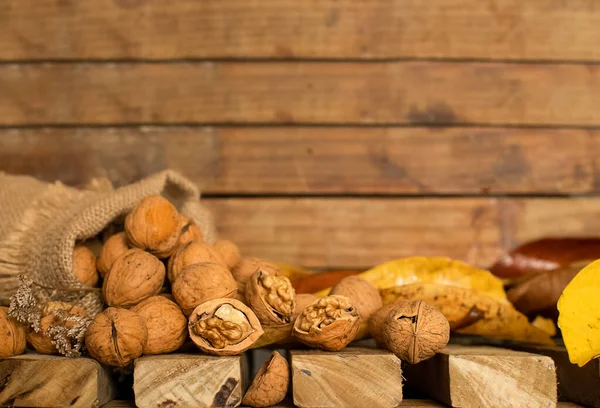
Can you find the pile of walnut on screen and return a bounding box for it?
[0,195,451,407]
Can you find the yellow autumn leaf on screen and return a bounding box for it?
[532,316,557,337]
[314,257,506,301]
[271,262,313,281]
[381,283,553,345]
[558,259,600,366]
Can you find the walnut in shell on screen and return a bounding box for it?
[188,298,263,355]
[330,276,382,321]
[97,232,130,278]
[131,296,187,355]
[232,258,280,295]
[214,239,241,269]
[177,216,204,249]
[0,307,26,357]
[242,350,289,407]
[172,262,238,315]
[383,300,450,364]
[368,303,398,347]
[246,270,296,325]
[73,245,99,287]
[167,241,227,284]
[85,307,148,367]
[125,195,182,258]
[292,295,360,351]
[102,248,166,308]
[28,302,88,355]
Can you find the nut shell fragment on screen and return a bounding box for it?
[188,298,263,355]
[292,295,360,351]
[131,296,187,355]
[97,232,130,278]
[102,248,166,308]
[125,195,182,258]
[85,307,148,367]
[246,270,296,325]
[242,351,289,407]
[0,307,26,357]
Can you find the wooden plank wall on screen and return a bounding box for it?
[1,0,600,270]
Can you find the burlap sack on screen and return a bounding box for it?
[0,170,217,317]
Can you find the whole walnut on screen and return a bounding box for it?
[0,307,26,357]
[73,245,99,287]
[29,302,88,355]
[245,270,296,325]
[188,298,263,355]
[176,216,204,249]
[125,195,182,258]
[131,296,187,355]
[97,232,130,278]
[368,303,398,347]
[172,262,238,315]
[382,300,450,364]
[232,258,280,295]
[293,295,360,351]
[330,276,382,321]
[102,248,166,308]
[242,351,289,407]
[214,240,241,269]
[85,307,148,367]
[167,241,227,284]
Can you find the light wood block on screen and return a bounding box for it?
[291,347,403,408]
[404,345,557,408]
[133,353,248,408]
[0,353,116,408]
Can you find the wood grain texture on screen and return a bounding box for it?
[0,127,595,194]
[403,345,557,408]
[133,353,248,408]
[2,0,600,61]
[3,62,600,126]
[0,353,116,408]
[205,197,600,269]
[290,347,403,408]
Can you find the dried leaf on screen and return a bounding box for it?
[381,283,553,345]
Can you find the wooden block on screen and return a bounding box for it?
[4,62,600,126]
[291,347,403,408]
[507,345,600,408]
[403,345,557,408]
[2,1,600,61]
[0,353,116,408]
[133,353,248,408]
[0,127,595,195]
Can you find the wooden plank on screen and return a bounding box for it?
[133,353,248,408]
[2,1,600,61]
[508,345,600,408]
[205,197,600,269]
[3,62,600,126]
[0,353,116,408]
[290,347,403,408]
[0,127,595,194]
[403,345,557,408]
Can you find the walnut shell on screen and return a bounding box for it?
[188,298,263,356]
[242,351,289,407]
[232,258,280,295]
[383,300,450,364]
[214,240,241,269]
[125,195,182,258]
[102,248,166,308]
[292,295,360,351]
[97,232,130,278]
[29,302,88,354]
[85,307,148,367]
[330,276,382,321]
[176,216,204,249]
[43,301,87,318]
[0,307,26,357]
[131,296,187,355]
[246,270,296,325]
[167,241,227,284]
[368,303,398,347]
[73,245,99,287]
[172,262,238,316]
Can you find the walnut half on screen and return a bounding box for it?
[246,270,296,325]
[292,295,360,351]
[188,299,263,356]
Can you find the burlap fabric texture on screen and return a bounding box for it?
[0,170,216,317]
